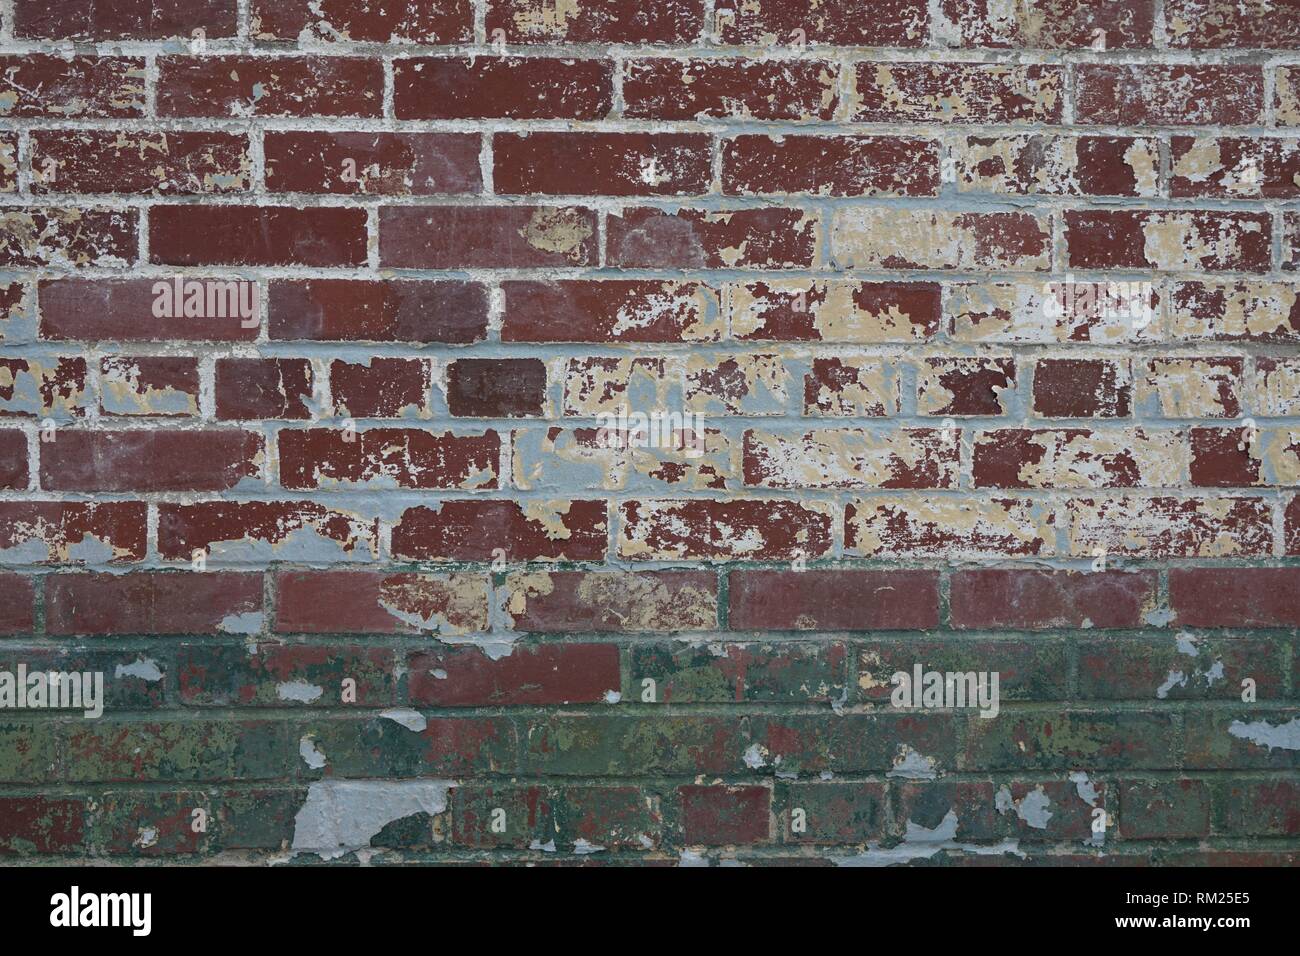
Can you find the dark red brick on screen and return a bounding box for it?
[1170,568,1300,627]
[264,132,480,195]
[1032,359,1131,418]
[45,571,263,635]
[214,358,314,421]
[252,0,471,42]
[723,135,940,197]
[269,279,487,343]
[278,428,500,490]
[151,206,367,267]
[409,644,620,706]
[30,130,249,195]
[395,57,611,119]
[330,358,430,419]
[606,207,819,269]
[951,569,1156,629]
[0,501,147,563]
[502,280,716,342]
[40,279,259,342]
[157,56,383,117]
[40,430,262,491]
[380,206,598,268]
[625,59,837,120]
[718,0,927,45]
[1065,210,1272,272]
[729,569,939,631]
[0,572,35,634]
[1075,65,1264,125]
[392,500,607,561]
[445,358,546,417]
[486,0,705,44]
[679,785,770,845]
[0,55,144,117]
[494,133,711,196]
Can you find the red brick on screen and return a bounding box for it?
[40,430,262,492]
[214,358,314,421]
[392,500,607,561]
[0,356,89,417]
[252,0,471,42]
[723,136,939,197]
[445,358,546,417]
[494,133,711,197]
[957,134,1161,197]
[918,357,1016,416]
[1064,211,1271,272]
[951,569,1156,629]
[943,0,1155,48]
[0,430,26,489]
[278,428,499,490]
[0,572,35,634]
[971,427,1183,489]
[1067,496,1273,558]
[1169,281,1300,342]
[1170,568,1300,627]
[1190,428,1261,487]
[487,0,705,44]
[39,279,259,342]
[1288,495,1300,554]
[30,130,250,195]
[0,208,137,268]
[1165,0,1300,48]
[158,501,379,562]
[99,356,199,418]
[619,499,833,561]
[505,570,717,632]
[625,59,837,120]
[274,570,488,634]
[0,55,144,117]
[150,206,367,267]
[679,785,770,845]
[845,496,1052,558]
[733,281,940,342]
[729,570,939,631]
[395,57,611,119]
[330,358,431,418]
[854,63,1064,123]
[1170,137,1300,199]
[178,644,393,708]
[1075,65,1264,125]
[45,571,263,636]
[718,0,926,45]
[17,1,237,39]
[1032,359,1131,418]
[0,501,147,563]
[264,132,480,195]
[380,206,597,268]
[408,644,620,706]
[269,279,487,343]
[0,797,86,855]
[157,56,383,117]
[502,280,716,342]
[606,207,819,269]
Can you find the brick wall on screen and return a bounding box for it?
[0,0,1297,864]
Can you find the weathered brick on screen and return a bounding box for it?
[275,570,489,634]
[854,63,1064,123]
[1171,137,1300,199]
[1165,0,1300,48]
[31,130,250,195]
[330,358,431,419]
[264,132,481,195]
[392,500,607,561]
[729,570,938,631]
[487,0,705,44]
[157,56,383,117]
[45,571,263,636]
[502,280,717,342]
[380,206,598,268]
[627,642,845,704]
[1170,568,1300,627]
[858,639,1066,703]
[178,643,394,707]
[723,135,939,197]
[0,430,24,490]
[1032,359,1131,418]
[409,644,620,706]
[0,573,35,634]
[1169,281,1300,342]
[950,569,1156,629]
[99,356,198,418]
[252,0,471,42]
[0,356,89,418]
[494,133,711,196]
[719,0,926,45]
[451,784,660,850]
[278,428,499,490]
[626,59,836,121]
[65,721,292,782]
[679,785,770,845]
[967,711,1178,770]
[1078,634,1280,700]
[1137,357,1243,418]
[780,782,885,845]
[0,501,147,564]
[1217,781,1300,836]
[17,1,238,40]
[619,499,833,560]
[942,0,1155,48]
[0,797,86,855]
[803,358,900,416]
[1075,65,1264,125]
[505,570,717,632]
[956,134,1160,197]
[158,500,380,562]
[41,430,263,491]
[743,428,958,489]
[1066,496,1273,558]
[845,496,1053,558]
[973,428,1185,488]
[606,208,819,270]
[0,208,137,268]
[832,210,1051,271]
[214,358,314,421]
[1065,211,1271,272]
[729,280,940,342]
[917,357,1016,416]
[0,55,144,117]
[1118,779,1210,839]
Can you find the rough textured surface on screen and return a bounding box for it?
[0,0,1297,868]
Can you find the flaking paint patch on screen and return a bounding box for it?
[380,708,428,732]
[114,658,163,682]
[833,811,1024,866]
[277,680,323,703]
[299,735,327,769]
[888,746,938,780]
[1228,717,1300,751]
[291,780,453,861]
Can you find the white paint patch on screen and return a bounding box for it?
[379,708,427,732]
[298,735,327,769]
[291,780,453,861]
[277,680,323,703]
[217,611,265,635]
[887,746,937,780]
[114,658,163,682]
[832,811,1025,867]
[603,690,622,704]
[573,838,605,854]
[742,743,769,769]
[529,839,557,853]
[1228,717,1300,751]
[1069,771,1100,807]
